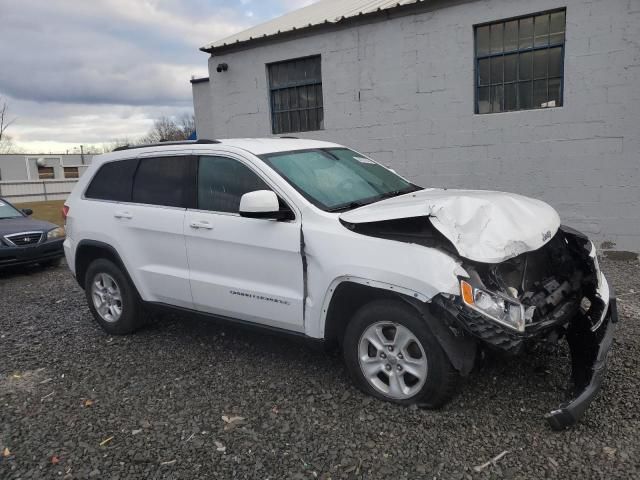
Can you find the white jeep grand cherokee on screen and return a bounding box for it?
[63,138,617,429]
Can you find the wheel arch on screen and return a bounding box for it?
[322,277,476,375]
[75,240,132,291]
[322,277,428,347]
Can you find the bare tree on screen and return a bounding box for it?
[101,138,133,153]
[139,113,196,144]
[0,133,13,154]
[178,113,196,138]
[80,145,105,155]
[0,97,17,153]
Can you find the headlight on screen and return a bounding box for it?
[460,280,525,332]
[47,226,65,240]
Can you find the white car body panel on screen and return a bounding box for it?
[299,212,469,338]
[63,237,75,274]
[340,189,561,264]
[184,209,305,331]
[114,203,193,308]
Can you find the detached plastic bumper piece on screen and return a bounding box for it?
[545,291,618,430]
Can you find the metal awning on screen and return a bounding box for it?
[201,0,426,53]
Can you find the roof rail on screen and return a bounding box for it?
[113,139,220,152]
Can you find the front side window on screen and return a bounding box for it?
[475,9,566,113]
[132,156,196,208]
[198,156,270,213]
[261,149,418,211]
[85,158,139,202]
[268,56,323,134]
[0,199,23,219]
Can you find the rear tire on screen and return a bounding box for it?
[84,258,145,335]
[343,299,458,408]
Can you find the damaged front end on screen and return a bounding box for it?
[340,188,618,428]
[434,225,618,429]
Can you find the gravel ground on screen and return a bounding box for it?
[1,259,639,479]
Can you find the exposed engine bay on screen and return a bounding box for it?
[458,225,606,351]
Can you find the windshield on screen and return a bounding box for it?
[0,200,23,219]
[260,148,420,211]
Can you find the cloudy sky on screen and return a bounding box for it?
[0,0,314,153]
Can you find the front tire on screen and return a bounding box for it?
[84,258,145,335]
[343,299,458,408]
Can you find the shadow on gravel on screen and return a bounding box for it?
[141,310,338,365]
[0,263,58,279]
[136,305,575,414]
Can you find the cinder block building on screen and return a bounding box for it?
[0,154,94,181]
[191,0,640,256]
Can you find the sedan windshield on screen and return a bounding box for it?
[0,200,23,219]
[261,148,420,211]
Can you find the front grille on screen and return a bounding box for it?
[4,231,44,246]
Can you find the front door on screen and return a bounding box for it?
[184,154,304,331]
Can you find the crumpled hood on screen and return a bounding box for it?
[340,189,561,263]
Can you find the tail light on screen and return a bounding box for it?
[62,204,70,220]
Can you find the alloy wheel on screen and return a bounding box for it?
[91,273,123,323]
[358,321,428,399]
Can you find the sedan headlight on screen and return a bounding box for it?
[460,280,525,332]
[47,226,66,240]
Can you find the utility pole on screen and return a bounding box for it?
[80,145,85,165]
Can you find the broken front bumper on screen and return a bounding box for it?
[546,290,618,430]
[433,280,618,429]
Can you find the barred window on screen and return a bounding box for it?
[63,167,79,179]
[475,9,566,114]
[268,56,323,134]
[38,166,54,179]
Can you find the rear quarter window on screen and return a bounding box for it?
[85,158,139,202]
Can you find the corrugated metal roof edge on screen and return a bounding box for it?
[200,0,433,55]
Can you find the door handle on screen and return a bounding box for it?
[189,220,213,230]
[114,211,133,219]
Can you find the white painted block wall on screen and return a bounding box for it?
[193,0,640,254]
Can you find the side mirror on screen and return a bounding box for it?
[22,208,33,216]
[239,190,285,220]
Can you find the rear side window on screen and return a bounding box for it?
[198,156,270,213]
[132,156,196,208]
[85,158,139,202]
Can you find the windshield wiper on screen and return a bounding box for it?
[378,190,404,200]
[326,200,373,212]
[327,186,423,212]
[378,185,422,200]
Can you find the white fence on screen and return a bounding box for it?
[0,179,78,203]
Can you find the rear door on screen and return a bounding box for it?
[113,153,196,308]
[184,153,304,331]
